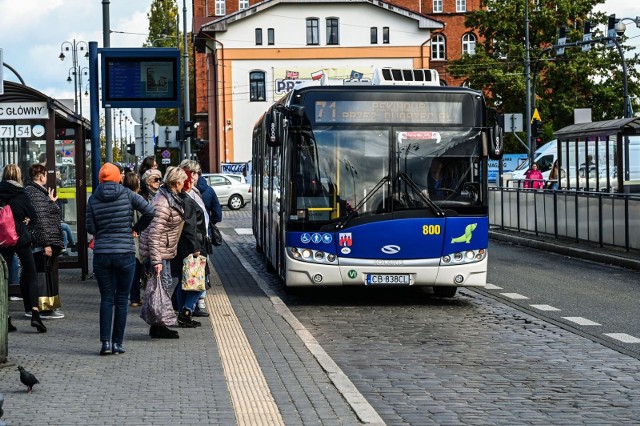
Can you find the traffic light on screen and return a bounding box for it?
[556,25,567,55]
[582,21,592,52]
[126,143,136,155]
[184,121,194,138]
[532,120,544,147]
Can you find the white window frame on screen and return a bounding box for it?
[215,0,225,16]
[433,0,443,13]
[431,34,445,60]
[462,33,476,56]
[456,0,466,13]
[239,0,249,11]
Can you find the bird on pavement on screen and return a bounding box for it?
[17,366,39,394]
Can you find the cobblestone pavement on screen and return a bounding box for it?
[221,208,640,425]
[2,205,640,425]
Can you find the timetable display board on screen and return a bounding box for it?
[101,48,180,108]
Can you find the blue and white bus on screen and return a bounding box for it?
[252,68,503,296]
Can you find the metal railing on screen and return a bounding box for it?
[489,186,640,251]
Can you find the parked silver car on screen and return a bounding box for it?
[202,173,251,210]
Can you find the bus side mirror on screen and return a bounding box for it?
[266,108,283,147]
[488,113,504,160]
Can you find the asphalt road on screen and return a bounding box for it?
[480,240,640,359]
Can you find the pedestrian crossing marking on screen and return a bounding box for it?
[500,292,529,300]
[235,228,253,235]
[562,317,601,326]
[530,304,561,311]
[603,333,640,344]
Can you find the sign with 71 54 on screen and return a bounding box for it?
[0,124,32,138]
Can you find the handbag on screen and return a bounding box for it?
[0,203,19,248]
[181,253,207,291]
[140,271,177,326]
[37,256,61,311]
[211,224,223,247]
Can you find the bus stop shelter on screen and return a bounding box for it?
[0,81,90,279]
[554,117,640,193]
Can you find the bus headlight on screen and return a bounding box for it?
[287,247,338,264]
[440,249,486,265]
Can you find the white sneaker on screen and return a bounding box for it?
[197,299,206,310]
[9,296,23,301]
[39,310,65,320]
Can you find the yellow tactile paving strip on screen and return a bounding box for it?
[206,270,285,426]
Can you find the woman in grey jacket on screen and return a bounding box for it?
[86,163,155,355]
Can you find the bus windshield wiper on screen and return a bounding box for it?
[398,172,446,217]
[335,175,390,229]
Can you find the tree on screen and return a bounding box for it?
[145,0,180,126]
[448,0,639,151]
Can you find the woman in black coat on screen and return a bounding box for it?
[25,164,65,319]
[0,164,47,332]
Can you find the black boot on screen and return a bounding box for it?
[30,310,47,333]
[178,309,197,328]
[8,317,16,332]
[150,325,179,339]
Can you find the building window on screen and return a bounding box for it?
[306,18,319,45]
[215,0,225,16]
[431,34,445,60]
[462,33,477,55]
[255,28,263,46]
[239,0,249,10]
[249,71,266,102]
[326,18,339,45]
[383,27,389,44]
[433,0,443,13]
[268,28,275,45]
[456,0,466,12]
[370,27,378,44]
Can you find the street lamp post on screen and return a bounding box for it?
[59,39,88,116]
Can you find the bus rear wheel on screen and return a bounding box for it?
[433,286,457,298]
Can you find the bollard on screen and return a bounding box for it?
[0,256,7,363]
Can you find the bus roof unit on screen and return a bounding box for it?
[372,68,440,86]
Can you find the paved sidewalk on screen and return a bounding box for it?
[0,245,366,425]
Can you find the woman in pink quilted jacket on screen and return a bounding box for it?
[524,163,544,189]
[139,166,188,339]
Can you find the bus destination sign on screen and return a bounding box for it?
[315,100,463,124]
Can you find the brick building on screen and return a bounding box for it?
[191,0,479,170]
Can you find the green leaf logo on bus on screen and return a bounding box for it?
[451,223,477,244]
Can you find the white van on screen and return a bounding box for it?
[504,137,640,190]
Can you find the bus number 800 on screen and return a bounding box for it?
[422,225,441,235]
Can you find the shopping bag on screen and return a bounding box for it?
[211,224,223,247]
[33,254,60,311]
[181,254,207,291]
[140,272,177,327]
[37,261,61,311]
[0,203,19,248]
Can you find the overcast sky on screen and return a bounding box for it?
[0,0,638,118]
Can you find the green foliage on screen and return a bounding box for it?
[145,0,181,126]
[449,0,639,146]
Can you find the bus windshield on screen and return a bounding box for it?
[291,127,483,222]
